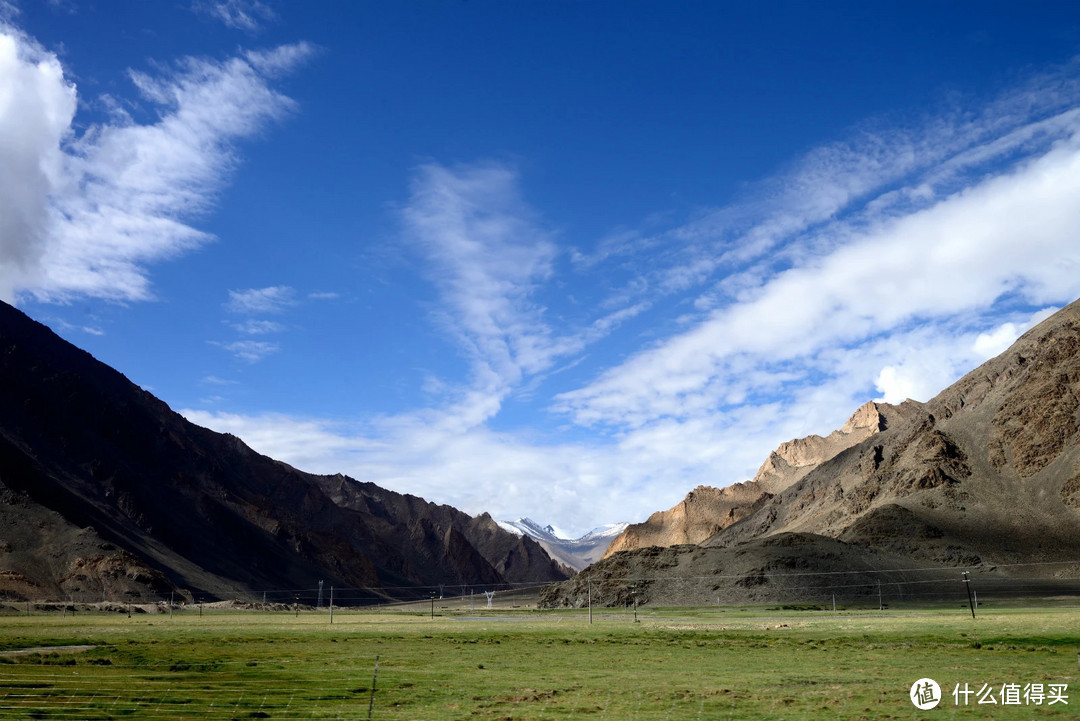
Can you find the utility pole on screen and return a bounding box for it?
[587,575,593,625]
[877,581,882,611]
[366,655,380,721]
[317,580,324,609]
[963,571,976,619]
[329,586,334,624]
[430,591,436,619]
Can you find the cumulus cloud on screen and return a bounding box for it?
[0,21,311,304]
[0,25,76,302]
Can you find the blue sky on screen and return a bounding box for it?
[3,1,1080,536]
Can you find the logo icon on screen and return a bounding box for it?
[910,678,941,710]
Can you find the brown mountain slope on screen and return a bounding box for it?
[710,299,1080,566]
[542,299,1080,607]
[751,401,920,492]
[601,401,909,558]
[0,301,568,603]
[601,483,770,558]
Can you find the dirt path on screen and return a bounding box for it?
[0,645,95,657]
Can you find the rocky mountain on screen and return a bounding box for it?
[750,400,899,493]
[542,299,1080,607]
[0,301,569,604]
[498,518,627,571]
[601,401,909,558]
[601,484,766,558]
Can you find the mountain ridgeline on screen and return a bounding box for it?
[541,299,1080,608]
[0,301,568,603]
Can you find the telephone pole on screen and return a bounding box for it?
[587,575,593,625]
[962,571,976,619]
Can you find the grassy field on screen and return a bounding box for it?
[0,602,1077,720]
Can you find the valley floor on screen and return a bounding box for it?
[0,603,1077,719]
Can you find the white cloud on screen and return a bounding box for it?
[554,126,1080,430]
[875,366,933,405]
[231,319,284,335]
[0,25,76,303]
[399,163,585,430]
[186,66,1080,535]
[584,64,1080,329]
[225,286,296,314]
[0,21,311,304]
[187,115,1080,532]
[180,406,687,537]
[193,0,275,32]
[404,163,565,380]
[211,339,279,362]
[972,306,1060,360]
[973,322,1023,361]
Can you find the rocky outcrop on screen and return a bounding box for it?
[0,301,569,602]
[751,401,894,493]
[601,483,768,558]
[601,401,907,558]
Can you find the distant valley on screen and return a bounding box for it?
[497,518,628,571]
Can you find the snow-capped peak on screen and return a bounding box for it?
[496,520,524,537]
[496,517,630,571]
[497,518,626,544]
[579,522,629,541]
[497,518,567,541]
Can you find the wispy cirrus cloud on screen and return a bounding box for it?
[402,163,578,427]
[0,20,311,304]
[210,339,280,363]
[230,319,284,335]
[590,62,1080,319]
[192,0,275,32]
[225,286,297,314]
[554,124,1080,430]
[216,286,295,360]
[403,163,563,381]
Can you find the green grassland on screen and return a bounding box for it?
[0,602,1077,720]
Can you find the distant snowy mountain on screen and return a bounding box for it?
[497,518,629,571]
[497,518,564,541]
